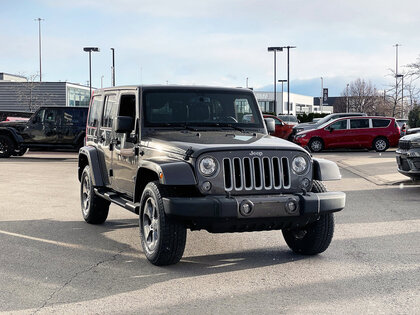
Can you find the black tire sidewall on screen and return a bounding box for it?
[0,135,14,158]
[80,165,109,224]
[139,183,164,260]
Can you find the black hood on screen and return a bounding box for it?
[0,121,27,132]
[143,130,307,158]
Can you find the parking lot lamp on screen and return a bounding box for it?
[83,47,100,99]
[278,79,287,114]
[268,47,283,115]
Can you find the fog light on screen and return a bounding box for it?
[301,178,310,189]
[285,199,298,214]
[201,181,212,192]
[239,200,254,216]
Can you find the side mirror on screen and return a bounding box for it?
[114,116,134,134]
[264,118,275,134]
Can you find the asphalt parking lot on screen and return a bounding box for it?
[0,150,419,314]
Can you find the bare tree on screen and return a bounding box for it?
[14,74,42,111]
[339,78,380,115]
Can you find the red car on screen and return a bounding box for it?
[294,116,400,152]
[263,115,293,140]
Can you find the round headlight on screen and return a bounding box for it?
[292,156,308,174]
[199,156,218,176]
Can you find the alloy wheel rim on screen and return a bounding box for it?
[0,141,6,154]
[376,140,386,151]
[142,197,159,251]
[82,176,91,215]
[311,140,322,152]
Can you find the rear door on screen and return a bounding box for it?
[98,94,118,185]
[348,118,371,147]
[59,108,87,146]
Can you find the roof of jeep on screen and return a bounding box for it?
[93,85,255,95]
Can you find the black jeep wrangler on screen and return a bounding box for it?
[78,85,346,266]
[0,106,88,158]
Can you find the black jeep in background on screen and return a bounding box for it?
[0,106,88,158]
[78,85,346,266]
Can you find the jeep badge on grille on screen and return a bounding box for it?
[249,151,263,156]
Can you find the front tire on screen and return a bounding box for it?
[282,180,335,255]
[139,181,187,266]
[80,165,110,224]
[0,135,14,158]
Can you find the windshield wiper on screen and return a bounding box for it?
[216,123,246,133]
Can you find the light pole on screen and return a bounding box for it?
[393,44,401,114]
[110,48,115,86]
[83,47,100,99]
[320,77,324,113]
[278,79,287,114]
[281,46,296,115]
[346,83,350,113]
[34,18,44,81]
[396,74,404,118]
[268,47,283,115]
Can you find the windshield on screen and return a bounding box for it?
[279,115,298,122]
[144,90,264,129]
[316,114,335,125]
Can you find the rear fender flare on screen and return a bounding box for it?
[78,146,105,186]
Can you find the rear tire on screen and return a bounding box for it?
[282,180,335,255]
[80,165,110,224]
[0,135,14,158]
[309,138,324,153]
[372,137,389,152]
[139,181,187,266]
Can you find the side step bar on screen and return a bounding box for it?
[94,188,140,214]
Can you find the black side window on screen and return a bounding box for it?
[329,119,347,130]
[87,96,104,127]
[44,109,58,124]
[350,119,369,129]
[119,94,136,118]
[33,109,45,123]
[372,119,390,128]
[102,95,118,128]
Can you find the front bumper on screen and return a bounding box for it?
[396,150,420,179]
[163,191,345,219]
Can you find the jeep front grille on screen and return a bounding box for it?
[223,157,290,192]
[398,140,411,150]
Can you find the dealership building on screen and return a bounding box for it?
[254,91,333,115]
[0,72,90,111]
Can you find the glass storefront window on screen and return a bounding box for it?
[67,87,90,107]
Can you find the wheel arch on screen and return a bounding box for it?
[78,146,105,186]
[0,128,22,147]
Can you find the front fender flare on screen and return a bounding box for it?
[312,158,342,181]
[139,159,197,185]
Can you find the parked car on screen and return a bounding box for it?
[3,117,30,122]
[406,127,420,135]
[290,112,367,140]
[0,106,88,158]
[78,85,345,266]
[396,133,420,180]
[294,116,400,152]
[263,114,293,139]
[278,114,299,126]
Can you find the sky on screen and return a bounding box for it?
[1,0,420,96]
